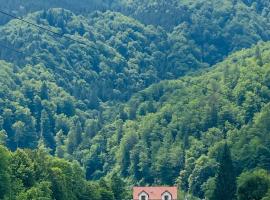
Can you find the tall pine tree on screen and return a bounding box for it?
[255,46,263,67]
[40,110,55,150]
[211,143,237,200]
[40,82,49,100]
[66,121,82,154]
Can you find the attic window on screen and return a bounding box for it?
[162,192,172,200]
[139,192,149,200]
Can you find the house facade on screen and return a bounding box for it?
[133,187,177,200]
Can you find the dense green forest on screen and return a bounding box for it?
[0,0,113,25]
[0,145,128,200]
[2,0,270,67]
[0,0,270,200]
[111,43,270,198]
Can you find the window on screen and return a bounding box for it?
[162,192,172,200]
[139,192,148,200]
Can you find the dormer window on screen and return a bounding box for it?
[139,192,149,200]
[162,192,172,200]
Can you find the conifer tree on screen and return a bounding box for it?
[55,130,65,158]
[66,121,82,155]
[255,46,263,67]
[211,143,237,200]
[40,82,49,100]
[40,110,55,150]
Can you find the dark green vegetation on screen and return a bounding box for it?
[2,0,270,67]
[0,0,112,25]
[0,0,270,199]
[0,9,171,103]
[106,42,270,199]
[211,144,237,200]
[0,145,127,200]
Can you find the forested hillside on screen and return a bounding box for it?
[0,9,172,103]
[0,145,127,200]
[115,0,270,28]
[0,1,270,200]
[117,0,270,67]
[108,43,270,199]
[118,0,270,65]
[0,0,112,25]
[2,0,270,68]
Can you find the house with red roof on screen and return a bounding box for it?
[133,187,178,200]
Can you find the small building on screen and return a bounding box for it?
[133,186,177,200]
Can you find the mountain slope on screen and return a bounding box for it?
[115,0,270,30]
[169,0,270,66]
[116,0,270,68]
[2,0,270,70]
[0,8,180,165]
[85,42,270,198]
[0,60,94,151]
[0,6,270,199]
[0,9,172,104]
[0,0,111,25]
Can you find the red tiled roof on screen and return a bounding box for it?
[133,187,178,200]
